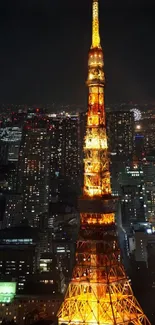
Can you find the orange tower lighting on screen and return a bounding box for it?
[57,0,151,324]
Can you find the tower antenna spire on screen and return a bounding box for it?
[92,0,101,48]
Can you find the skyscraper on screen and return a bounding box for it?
[49,113,80,195]
[119,166,146,230]
[17,118,50,227]
[106,111,134,162]
[58,1,150,324]
[143,152,155,223]
[0,127,22,164]
[106,111,134,195]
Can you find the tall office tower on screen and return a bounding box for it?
[50,114,80,195]
[119,166,146,231]
[143,117,155,155]
[58,1,150,324]
[134,124,145,163]
[48,201,79,282]
[0,127,22,192]
[106,111,134,195]
[64,115,80,191]
[0,127,22,164]
[49,116,64,183]
[143,152,155,224]
[106,111,134,162]
[17,118,50,227]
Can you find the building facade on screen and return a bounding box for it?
[17,118,50,227]
[106,111,134,195]
[49,113,80,195]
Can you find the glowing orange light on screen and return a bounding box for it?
[81,213,115,225]
[57,1,150,324]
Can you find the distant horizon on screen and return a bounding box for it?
[0,101,155,110]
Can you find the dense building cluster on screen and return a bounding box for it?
[0,104,155,321]
[0,0,155,321]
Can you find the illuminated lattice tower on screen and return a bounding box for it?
[58,0,150,324]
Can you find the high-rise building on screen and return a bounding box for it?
[49,113,80,194]
[0,128,22,196]
[106,111,134,195]
[143,117,155,155]
[133,112,155,159]
[134,124,145,162]
[58,1,150,324]
[119,166,146,230]
[17,118,50,227]
[106,111,134,162]
[48,201,79,282]
[134,231,148,264]
[0,127,22,164]
[143,152,155,224]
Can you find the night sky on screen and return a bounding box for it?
[0,0,155,105]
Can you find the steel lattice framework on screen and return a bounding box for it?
[58,0,151,324]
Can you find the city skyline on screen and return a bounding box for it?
[0,0,155,322]
[0,0,155,105]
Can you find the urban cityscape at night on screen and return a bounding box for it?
[0,0,155,324]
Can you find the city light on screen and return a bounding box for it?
[0,282,16,303]
[136,124,141,130]
[0,0,154,323]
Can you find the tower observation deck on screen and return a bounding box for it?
[58,0,151,324]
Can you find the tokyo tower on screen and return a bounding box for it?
[58,0,151,324]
